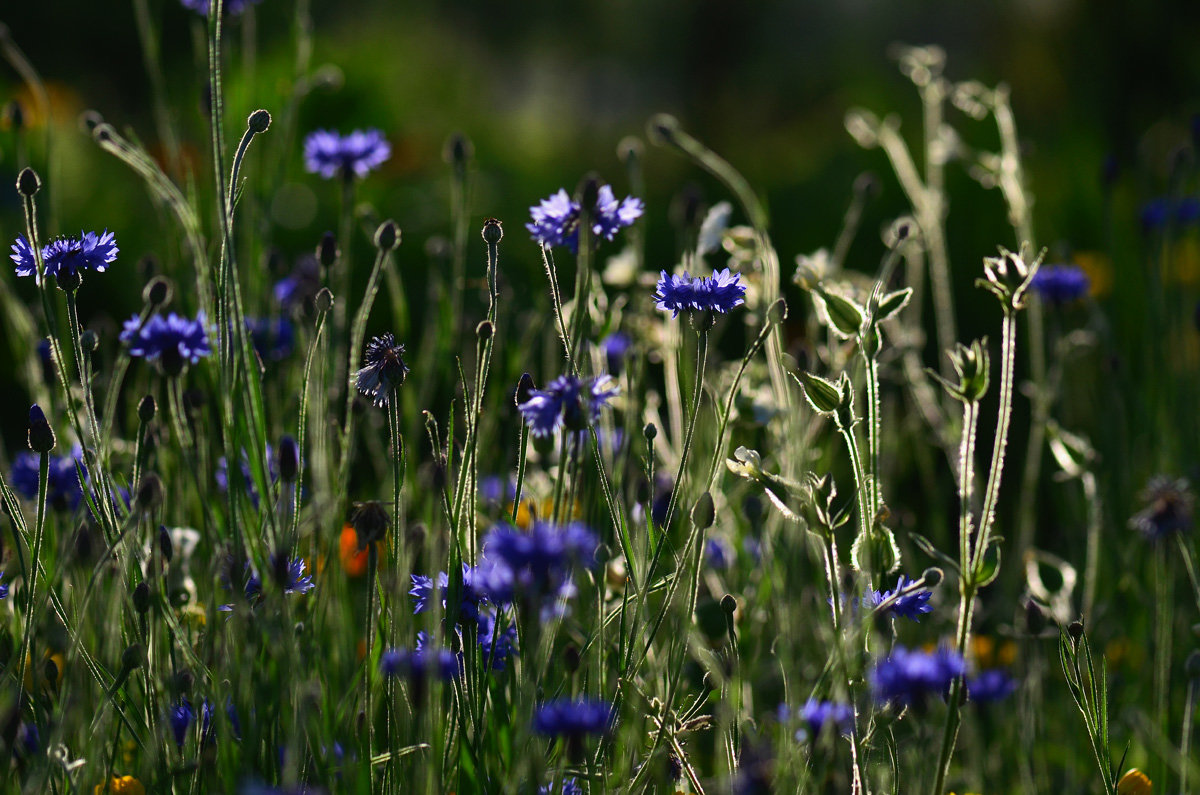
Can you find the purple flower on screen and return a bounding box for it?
[0,574,8,600]
[791,699,854,740]
[871,646,965,706]
[1031,264,1090,305]
[601,331,633,375]
[354,333,408,407]
[10,230,118,283]
[1129,476,1193,539]
[539,779,583,795]
[168,700,195,748]
[476,521,599,604]
[10,447,87,511]
[304,129,391,179]
[653,268,746,317]
[966,669,1016,703]
[216,444,278,508]
[379,647,459,681]
[474,611,519,670]
[705,537,731,570]
[274,255,321,312]
[243,556,315,603]
[179,0,262,15]
[120,311,212,375]
[866,574,933,622]
[246,317,295,361]
[517,374,618,438]
[533,698,613,738]
[526,185,643,254]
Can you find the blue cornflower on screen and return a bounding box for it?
[871,646,965,706]
[168,700,195,748]
[354,333,409,407]
[246,317,295,361]
[1129,476,1193,539]
[179,0,262,14]
[379,647,458,681]
[539,778,584,795]
[526,185,643,254]
[705,537,731,570]
[967,669,1017,703]
[867,574,933,622]
[532,698,613,738]
[410,565,489,618]
[653,268,746,317]
[1031,264,1090,305]
[216,445,278,508]
[0,573,8,600]
[1141,196,1200,231]
[476,521,599,604]
[304,129,391,179]
[517,374,618,438]
[601,331,633,375]
[478,475,515,506]
[788,699,854,741]
[475,611,519,669]
[121,311,212,375]
[10,447,87,511]
[10,230,118,284]
[273,255,321,311]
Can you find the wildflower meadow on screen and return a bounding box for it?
[0,2,1198,793]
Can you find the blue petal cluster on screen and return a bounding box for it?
[863,574,933,621]
[539,778,583,795]
[409,566,517,670]
[1031,264,1090,305]
[0,573,8,600]
[967,669,1017,703]
[168,700,195,748]
[1141,196,1200,230]
[354,334,409,407]
[273,256,321,312]
[526,186,643,254]
[10,230,118,282]
[871,646,965,706]
[246,317,295,361]
[10,446,87,511]
[532,698,613,738]
[121,312,212,370]
[476,521,599,605]
[243,556,315,601]
[304,129,391,179]
[653,268,747,317]
[517,374,618,437]
[179,0,262,14]
[379,647,459,681]
[601,331,633,375]
[783,699,854,741]
[705,537,731,570]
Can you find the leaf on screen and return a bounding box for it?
[815,287,865,338]
[909,532,961,574]
[874,287,913,323]
[975,542,1002,587]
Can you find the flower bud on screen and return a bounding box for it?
[481,217,503,244]
[132,581,151,614]
[158,525,173,564]
[121,643,146,672]
[317,231,338,269]
[721,594,738,615]
[144,276,172,307]
[692,492,715,529]
[136,473,164,511]
[797,371,843,415]
[643,422,657,441]
[80,329,99,354]
[16,167,40,198]
[138,395,157,423]
[563,644,581,674]
[278,435,299,482]
[27,404,56,453]
[1067,619,1085,642]
[374,219,400,252]
[314,288,334,314]
[647,113,682,147]
[921,567,943,587]
[515,373,536,407]
[246,109,272,134]
[477,321,493,342]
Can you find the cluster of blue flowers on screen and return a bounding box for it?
[475,521,600,605]
[871,646,966,706]
[246,317,295,361]
[778,699,855,742]
[121,311,212,374]
[526,185,644,254]
[1030,264,1090,305]
[379,645,459,682]
[653,268,747,317]
[517,374,618,438]
[10,230,118,284]
[862,574,934,621]
[1140,196,1200,230]
[303,129,392,180]
[532,698,613,739]
[410,564,518,670]
[0,573,8,600]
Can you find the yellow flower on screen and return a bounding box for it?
[1117,768,1152,795]
[22,650,65,692]
[95,776,146,795]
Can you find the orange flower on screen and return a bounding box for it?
[95,776,145,795]
[339,524,386,577]
[1117,768,1152,795]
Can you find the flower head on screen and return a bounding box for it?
[784,699,854,741]
[304,129,391,180]
[121,312,212,375]
[517,374,618,437]
[539,778,583,795]
[864,574,933,622]
[871,646,965,706]
[274,255,321,312]
[0,574,8,600]
[11,447,87,511]
[168,700,194,748]
[246,317,295,361]
[532,698,613,738]
[526,185,643,254]
[11,230,118,284]
[966,669,1016,703]
[476,521,599,604]
[653,268,747,317]
[1129,476,1193,539]
[354,334,409,407]
[179,0,262,14]
[379,647,458,681]
[1031,264,1090,305]
[601,331,633,375]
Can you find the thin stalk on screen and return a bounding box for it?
[15,453,49,709]
[293,308,328,540]
[540,245,575,372]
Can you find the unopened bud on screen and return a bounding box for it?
[1067,619,1085,642]
[133,581,151,614]
[144,276,172,307]
[692,492,715,529]
[246,109,272,134]
[921,567,943,587]
[80,329,99,354]
[5,100,24,131]
[721,594,738,615]
[515,373,536,406]
[563,644,581,673]
[16,167,40,197]
[27,404,56,453]
[477,321,493,342]
[647,113,681,147]
[138,395,157,423]
[278,435,298,482]
[374,219,400,252]
[136,473,164,510]
[121,643,146,671]
[481,217,503,244]
[314,288,334,313]
[444,132,473,170]
[158,525,173,564]
[643,422,657,441]
[317,232,338,269]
